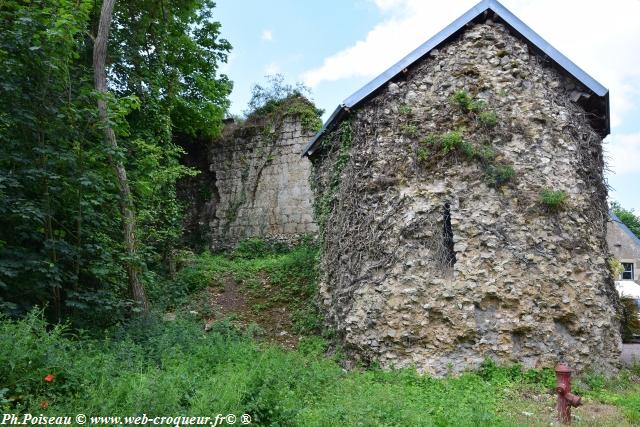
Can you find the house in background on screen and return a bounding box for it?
[608,211,640,284]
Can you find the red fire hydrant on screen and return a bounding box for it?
[555,363,582,424]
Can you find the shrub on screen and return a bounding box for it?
[401,123,419,138]
[399,104,412,115]
[461,141,476,158]
[540,189,568,211]
[441,129,464,154]
[451,90,474,111]
[451,90,485,112]
[486,164,515,187]
[417,147,430,162]
[477,146,497,162]
[608,257,624,280]
[479,111,498,127]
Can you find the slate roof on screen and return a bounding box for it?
[303,0,610,157]
[610,211,640,249]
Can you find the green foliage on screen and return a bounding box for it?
[401,123,419,139]
[2,312,639,424]
[166,241,321,334]
[451,90,485,113]
[441,129,464,154]
[477,146,497,162]
[417,130,514,188]
[609,257,625,280]
[111,0,232,139]
[452,90,475,111]
[316,121,353,233]
[485,164,515,188]
[611,201,640,239]
[540,189,568,211]
[0,0,233,326]
[479,111,498,127]
[399,104,413,115]
[416,147,430,163]
[245,75,323,132]
[420,134,439,146]
[460,141,476,158]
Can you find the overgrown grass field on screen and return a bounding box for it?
[2,242,639,426]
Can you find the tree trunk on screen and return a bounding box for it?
[93,0,149,314]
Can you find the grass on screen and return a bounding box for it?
[2,243,639,426]
[2,311,639,426]
[169,240,321,335]
[540,188,568,211]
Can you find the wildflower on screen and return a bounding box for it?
[43,374,54,382]
[40,400,49,409]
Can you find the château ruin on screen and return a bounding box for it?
[185,0,622,375]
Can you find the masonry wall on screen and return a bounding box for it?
[203,115,317,250]
[310,22,621,375]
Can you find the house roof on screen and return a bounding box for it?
[610,211,640,249]
[303,0,610,157]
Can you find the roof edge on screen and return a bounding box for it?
[610,211,640,249]
[303,0,610,157]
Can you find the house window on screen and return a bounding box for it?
[622,263,635,280]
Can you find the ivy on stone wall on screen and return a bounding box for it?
[315,120,353,236]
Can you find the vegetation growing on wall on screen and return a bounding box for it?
[540,188,568,211]
[402,90,517,189]
[217,76,323,240]
[314,120,353,235]
[245,74,323,133]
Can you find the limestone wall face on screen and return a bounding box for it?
[310,22,621,375]
[206,116,317,250]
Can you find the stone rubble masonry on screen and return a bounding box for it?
[207,116,318,250]
[309,22,622,376]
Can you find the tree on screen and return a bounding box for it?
[0,0,232,326]
[93,0,148,313]
[611,201,640,239]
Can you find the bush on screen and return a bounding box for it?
[441,130,464,154]
[479,111,498,127]
[540,189,568,211]
[486,164,515,187]
[416,147,430,162]
[451,90,485,113]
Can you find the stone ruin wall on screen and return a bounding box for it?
[310,22,621,376]
[181,114,318,251]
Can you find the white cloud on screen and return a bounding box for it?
[262,30,273,42]
[607,133,640,175]
[302,0,640,128]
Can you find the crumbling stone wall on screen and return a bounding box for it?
[310,22,621,375]
[204,112,318,250]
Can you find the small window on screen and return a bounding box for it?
[622,262,635,280]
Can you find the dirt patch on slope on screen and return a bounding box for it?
[200,276,299,348]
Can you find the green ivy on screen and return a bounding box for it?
[316,121,353,234]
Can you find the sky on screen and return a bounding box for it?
[215,0,640,212]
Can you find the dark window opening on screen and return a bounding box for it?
[443,202,456,267]
[622,262,635,280]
